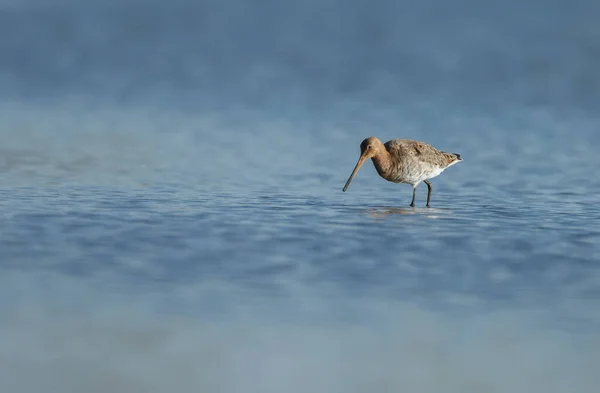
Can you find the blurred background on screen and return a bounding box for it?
[0,1,599,392]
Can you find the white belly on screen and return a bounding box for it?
[387,153,461,186]
[393,165,448,185]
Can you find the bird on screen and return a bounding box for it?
[342,136,462,207]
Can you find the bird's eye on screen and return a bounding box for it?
[367,145,372,149]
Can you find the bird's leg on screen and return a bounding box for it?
[410,186,417,207]
[424,180,432,208]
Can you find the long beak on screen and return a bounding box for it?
[342,154,368,192]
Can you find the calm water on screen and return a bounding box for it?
[1,1,600,392]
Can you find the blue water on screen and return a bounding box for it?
[1,1,600,392]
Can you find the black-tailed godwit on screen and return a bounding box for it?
[343,136,462,207]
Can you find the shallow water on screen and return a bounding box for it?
[1,1,600,392]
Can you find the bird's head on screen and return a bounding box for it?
[343,136,384,192]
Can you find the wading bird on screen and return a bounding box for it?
[342,137,462,207]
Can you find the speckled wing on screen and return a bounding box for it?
[385,139,461,169]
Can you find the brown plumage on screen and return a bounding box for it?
[342,136,462,207]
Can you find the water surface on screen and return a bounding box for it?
[1,1,600,392]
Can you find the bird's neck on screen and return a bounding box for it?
[371,150,393,178]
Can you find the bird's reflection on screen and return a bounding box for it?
[364,207,452,219]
